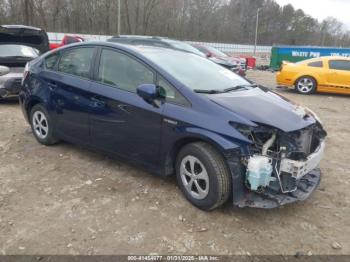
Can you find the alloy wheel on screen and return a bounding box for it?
[180,155,209,200]
[297,77,314,94]
[32,111,49,139]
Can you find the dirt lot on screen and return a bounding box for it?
[0,71,349,255]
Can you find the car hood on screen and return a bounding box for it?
[0,25,49,54]
[208,87,316,132]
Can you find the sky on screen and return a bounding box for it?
[275,0,350,29]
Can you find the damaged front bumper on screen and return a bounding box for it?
[279,141,325,180]
[234,168,321,208]
[227,135,325,209]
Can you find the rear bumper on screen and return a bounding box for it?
[276,72,294,87]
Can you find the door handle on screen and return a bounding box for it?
[91,97,106,108]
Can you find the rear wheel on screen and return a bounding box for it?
[295,76,317,94]
[176,142,231,211]
[30,104,59,145]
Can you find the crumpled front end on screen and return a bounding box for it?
[228,121,327,208]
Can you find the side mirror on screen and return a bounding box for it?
[137,84,162,107]
[206,53,212,58]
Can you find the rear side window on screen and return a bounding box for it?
[45,52,60,70]
[308,61,323,68]
[97,49,155,92]
[58,47,95,78]
[329,60,350,71]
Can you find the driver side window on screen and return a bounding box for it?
[97,49,155,92]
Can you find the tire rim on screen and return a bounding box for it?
[32,111,49,139]
[297,78,314,93]
[180,155,209,200]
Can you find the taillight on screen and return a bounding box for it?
[22,63,30,85]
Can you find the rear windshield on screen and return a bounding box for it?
[0,44,38,58]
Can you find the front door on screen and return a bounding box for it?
[88,48,163,169]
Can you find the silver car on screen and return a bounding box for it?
[0,25,49,99]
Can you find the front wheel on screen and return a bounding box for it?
[30,104,59,145]
[295,76,317,95]
[176,142,231,211]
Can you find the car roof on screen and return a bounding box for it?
[321,56,350,61]
[110,35,170,41]
[298,56,350,64]
[1,25,42,31]
[53,41,189,56]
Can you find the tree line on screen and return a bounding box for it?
[1,0,349,47]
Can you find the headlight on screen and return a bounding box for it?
[230,122,254,137]
[0,66,10,76]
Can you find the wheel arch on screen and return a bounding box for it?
[294,74,319,87]
[26,96,45,120]
[163,128,240,176]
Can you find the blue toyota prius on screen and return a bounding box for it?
[20,42,327,210]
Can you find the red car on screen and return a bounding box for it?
[193,44,247,75]
[49,35,84,50]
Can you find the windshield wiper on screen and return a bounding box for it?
[222,84,258,93]
[194,89,223,94]
[194,84,258,94]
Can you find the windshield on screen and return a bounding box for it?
[144,51,251,92]
[163,40,206,57]
[206,46,228,57]
[0,45,39,58]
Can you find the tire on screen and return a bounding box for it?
[30,104,59,145]
[176,142,231,211]
[295,76,317,95]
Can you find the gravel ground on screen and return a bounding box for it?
[0,70,349,255]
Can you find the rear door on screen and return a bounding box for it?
[326,59,350,93]
[88,48,163,169]
[42,47,96,143]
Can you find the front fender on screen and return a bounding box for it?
[184,127,241,153]
[161,126,243,176]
